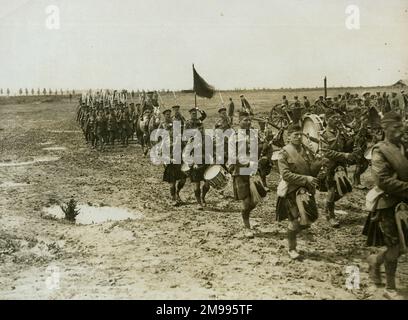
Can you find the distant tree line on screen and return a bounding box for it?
[0,88,77,96]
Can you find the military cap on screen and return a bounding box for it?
[239,111,250,119]
[239,94,244,98]
[172,105,180,109]
[287,123,302,134]
[392,92,397,96]
[319,95,323,98]
[218,107,227,113]
[189,107,198,113]
[381,111,401,127]
[294,96,298,99]
[162,108,172,115]
[326,96,332,100]
[362,91,370,96]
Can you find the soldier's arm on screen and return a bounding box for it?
[199,110,207,121]
[277,150,310,186]
[372,148,408,199]
[322,148,350,162]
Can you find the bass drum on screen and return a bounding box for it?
[301,114,325,153]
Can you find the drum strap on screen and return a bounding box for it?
[377,142,408,181]
[283,144,312,176]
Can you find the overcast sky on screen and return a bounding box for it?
[1,0,407,91]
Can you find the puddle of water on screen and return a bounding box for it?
[0,156,60,167]
[43,204,143,225]
[0,181,30,188]
[42,146,67,151]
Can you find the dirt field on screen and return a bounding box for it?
[0,89,407,300]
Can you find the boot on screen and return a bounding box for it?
[384,260,397,290]
[194,189,203,210]
[325,201,340,228]
[367,254,383,286]
[201,184,210,207]
[383,260,403,300]
[288,229,300,260]
[170,185,177,204]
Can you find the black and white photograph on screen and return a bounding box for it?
[0,0,408,302]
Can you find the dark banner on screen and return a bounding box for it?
[193,65,215,99]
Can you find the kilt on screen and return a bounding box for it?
[233,175,250,200]
[163,164,186,183]
[258,158,272,177]
[276,189,318,223]
[190,164,209,183]
[362,206,408,247]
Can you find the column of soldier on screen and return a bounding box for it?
[76,90,156,150]
[76,89,408,299]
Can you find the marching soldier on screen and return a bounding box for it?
[228,111,262,238]
[86,109,97,148]
[118,106,131,146]
[240,94,254,115]
[303,96,311,110]
[363,112,408,300]
[290,96,303,125]
[172,105,186,128]
[282,95,289,108]
[228,97,235,125]
[95,109,107,151]
[214,107,232,130]
[160,109,186,206]
[276,124,325,259]
[184,107,210,209]
[258,125,274,191]
[321,114,354,228]
[106,108,117,146]
[185,107,207,131]
[401,90,408,120]
[391,92,400,114]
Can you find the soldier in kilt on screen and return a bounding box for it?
[229,111,260,238]
[276,124,326,259]
[184,107,210,209]
[363,112,408,300]
[160,109,186,206]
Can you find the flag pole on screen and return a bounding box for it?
[194,93,197,108]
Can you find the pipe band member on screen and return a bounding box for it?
[229,111,258,238]
[363,111,408,300]
[276,124,326,260]
[160,108,186,206]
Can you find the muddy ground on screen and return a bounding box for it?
[0,92,407,300]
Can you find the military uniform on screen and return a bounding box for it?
[362,135,408,298]
[214,114,232,131]
[321,124,353,226]
[106,112,117,145]
[276,143,322,223]
[363,141,408,246]
[391,95,400,114]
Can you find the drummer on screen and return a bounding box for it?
[228,111,259,238]
[159,108,187,206]
[184,107,211,209]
